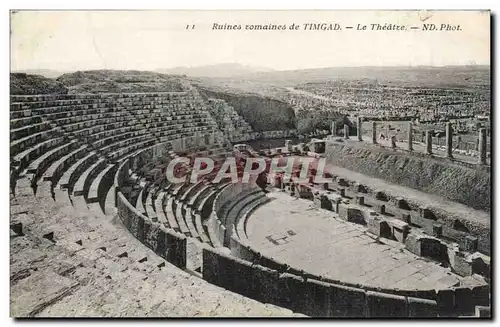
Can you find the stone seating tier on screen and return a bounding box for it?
[10,93,490,317]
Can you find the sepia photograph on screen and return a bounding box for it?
[8,9,491,318]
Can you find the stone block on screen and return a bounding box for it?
[475,306,490,318]
[313,194,322,208]
[390,135,397,148]
[165,229,187,269]
[337,203,349,221]
[346,207,366,225]
[202,248,223,286]
[463,235,478,252]
[396,197,411,210]
[252,265,281,306]
[401,213,411,224]
[407,297,438,317]
[355,183,367,193]
[472,285,490,307]
[297,185,314,200]
[366,291,407,317]
[390,221,409,243]
[471,255,490,279]
[330,284,366,317]
[454,287,474,314]
[301,279,331,317]
[432,223,443,237]
[278,273,305,312]
[232,256,257,298]
[333,198,342,213]
[368,216,390,238]
[10,222,23,236]
[453,253,473,276]
[435,288,455,316]
[155,227,167,258]
[420,237,444,261]
[375,191,387,201]
[355,196,364,206]
[144,222,161,253]
[419,207,436,220]
[319,195,333,211]
[404,233,422,256]
[337,178,348,187]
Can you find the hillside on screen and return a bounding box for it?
[57,70,186,93]
[12,69,67,79]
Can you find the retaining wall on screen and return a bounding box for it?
[324,142,490,212]
[117,191,187,268]
[203,247,489,317]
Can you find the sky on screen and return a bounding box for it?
[10,10,490,72]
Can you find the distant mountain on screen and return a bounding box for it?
[157,63,274,78]
[11,73,68,95]
[12,69,68,79]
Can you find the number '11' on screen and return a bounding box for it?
[186,24,195,30]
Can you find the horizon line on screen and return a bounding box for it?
[11,63,491,75]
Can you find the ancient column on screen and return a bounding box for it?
[357,116,362,141]
[479,128,487,165]
[407,122,413,151]
[285,139,292,151]
[344,124,349,139]
[425,130,433,155]
[446,122,453,158]
[372,121,377,144]
[331,121,336,136]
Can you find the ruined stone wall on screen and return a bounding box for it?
[318,174,490,255]
[117,192,187,268]
[211,183,259,246]
[113,143,191,269]
[325,142,490,212]
[202,247,489,317]
[228,234,437,299]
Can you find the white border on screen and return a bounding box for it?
[2,0,498,326]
